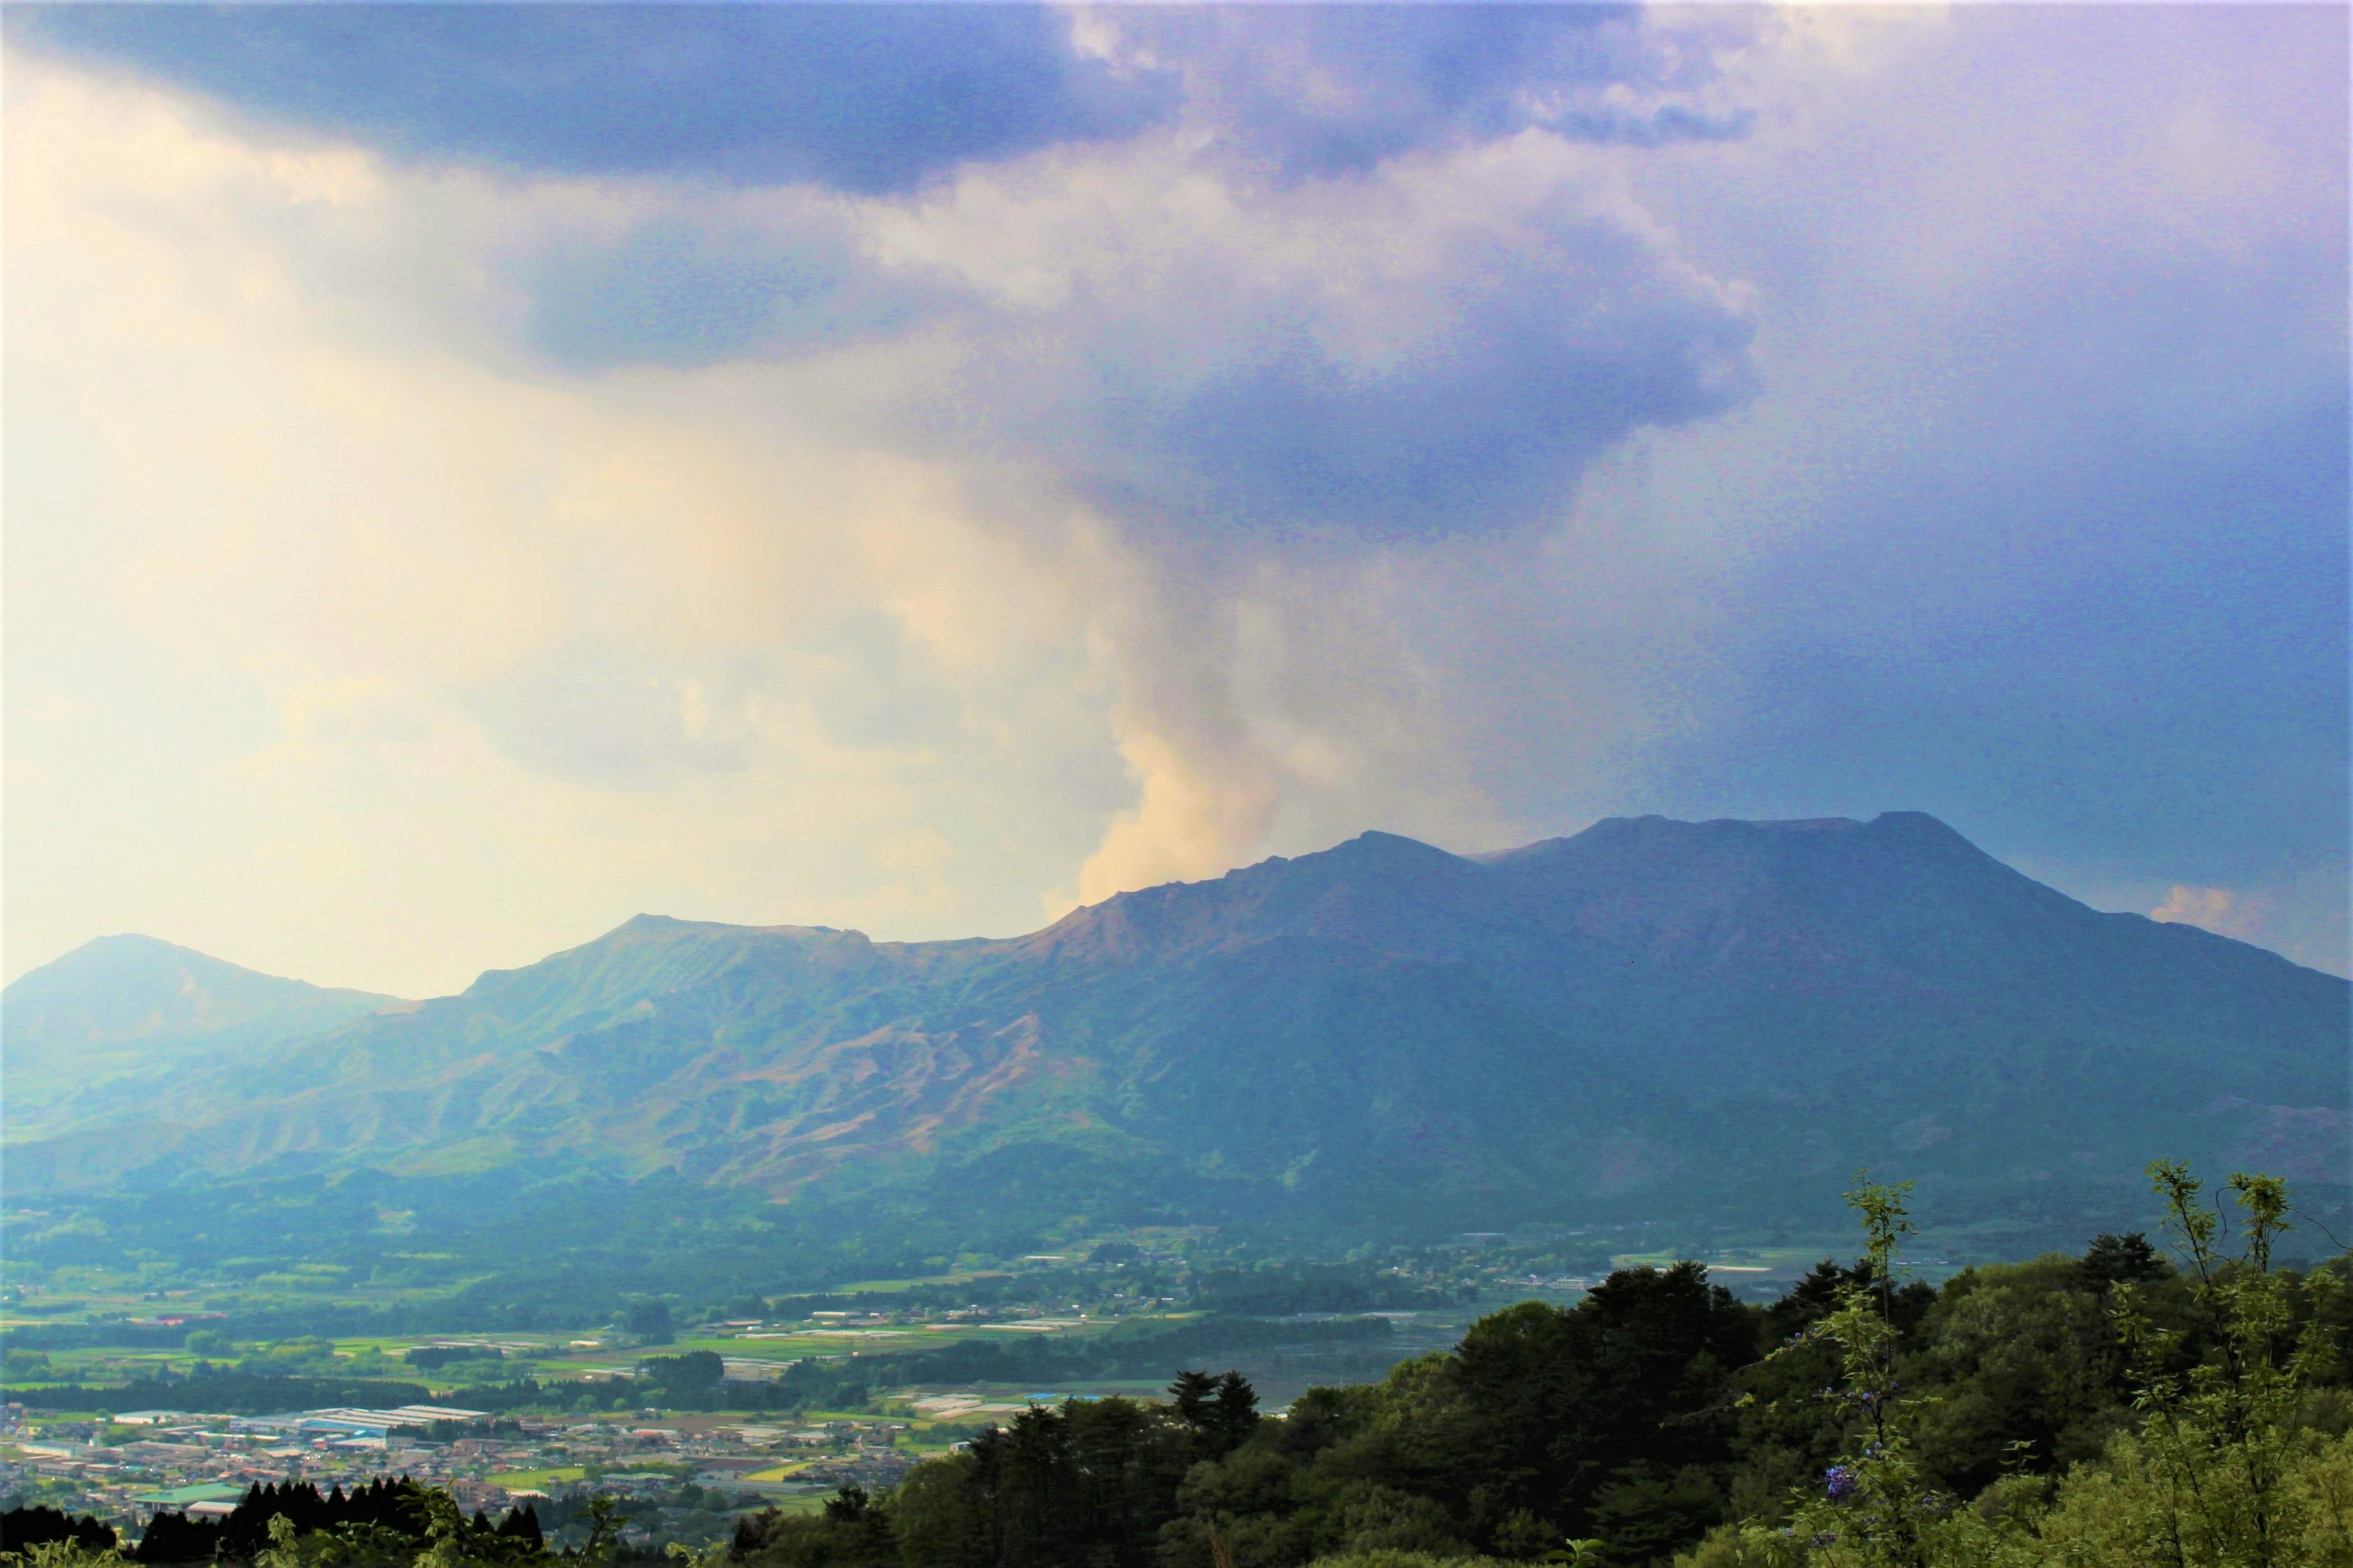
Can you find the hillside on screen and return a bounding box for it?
[4,814,2343,1237]
[0,934,404,1138]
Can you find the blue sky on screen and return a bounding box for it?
[4,4,2344,993]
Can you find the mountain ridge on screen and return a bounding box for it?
[5,813,2343,1239]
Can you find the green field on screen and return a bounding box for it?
[485,1468,585,1491]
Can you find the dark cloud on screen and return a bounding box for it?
[952,173,1756,541]
[1559,55,2350,936]
[1656,390,2348,889]
[1058,276,1752,541]
[9,5,1748,194]
[9,4,1174,194]
[15,2,1766,518]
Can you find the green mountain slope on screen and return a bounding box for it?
[4,814,2343,1236]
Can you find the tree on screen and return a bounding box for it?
[2079,1234,2170,1295]
[2,1350,54,1381]
[625,1301,675,1345]
[1170,1371,1261,1456]
[2093,1161,2344,1568]
[646,1351,726,1396]
[1773,1175,1952,1568]
[1,1510,116,1556]
[734,1493,901,1568]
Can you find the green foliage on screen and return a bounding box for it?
[1,1350,53,1381]
[82,1480,547,1568]
[1302,1555,1518,1568]
[895,1262,1763,1568]
[1907,1256,2129,1492]
[888,1373,1267,1568]
[626,1303,675,1345]
[733,1488,897,1568]
[1677,1162,2353,1568]
[644,1352,724,1395]
[3,1373,435,1416]
[1774,1175,1950,1568]
[2024,1426,2353,1566]
[1,1509,119,1560]
[2096,1162,2346,1566]
[1,1541,134,1568]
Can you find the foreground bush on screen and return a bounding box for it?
[1683,1164,2352,1568]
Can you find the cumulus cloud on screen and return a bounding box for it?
[5,6,2344,990]
[518,29,1757,888]
[870,129,1755,540]
[1072,6,1754,178]
[818,74,1754,885]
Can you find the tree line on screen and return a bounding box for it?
[1,1479,545,1565]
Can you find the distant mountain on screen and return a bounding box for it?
[4,815,2343,1237]
[1,934,405,1137]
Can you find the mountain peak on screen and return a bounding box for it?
[1320,830,1466,870]
[2,933,404,1127]
[607,912,852,940]
[6,931,396,1006]
[23,930,247,977]
[58,930,198,958]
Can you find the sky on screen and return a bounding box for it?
[3,4,2344,998]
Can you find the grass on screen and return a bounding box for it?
[487,1468,585,1491]
[738,1463,813,1483]
[2,1256,1591,1417]
[0,1288,1338,1402]
[821,1271,1009,1294]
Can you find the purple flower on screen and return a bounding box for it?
[1824,1465,1857,1502]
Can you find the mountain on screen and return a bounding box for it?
[1,934,406,1137]
[4,814,2344,1239]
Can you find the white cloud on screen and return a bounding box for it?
[2149,884,2270,942]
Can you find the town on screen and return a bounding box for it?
[0,1399,926,1550]
[0,1246,1629,1549]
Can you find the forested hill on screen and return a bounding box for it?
[4,813,2344,1238]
